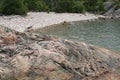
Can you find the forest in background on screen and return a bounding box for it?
[0,0,120,15]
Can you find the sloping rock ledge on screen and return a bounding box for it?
[0,26,120,80]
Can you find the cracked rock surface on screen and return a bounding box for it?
[0,26,120,80]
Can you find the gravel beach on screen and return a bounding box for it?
[0,12,103,32]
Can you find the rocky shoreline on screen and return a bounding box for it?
[0,12,104,32]
[0,26,120,80]
[0,12,119,33]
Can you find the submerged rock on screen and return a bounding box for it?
[0,26,120,80]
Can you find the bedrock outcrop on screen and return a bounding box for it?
[104,1,120,17]
[0,26,120,80]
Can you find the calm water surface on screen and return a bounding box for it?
[37,19,120,52]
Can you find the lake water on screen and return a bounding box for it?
[36,19,120,52]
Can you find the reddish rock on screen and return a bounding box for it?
[0,26,120,80]
[3,32,17,44]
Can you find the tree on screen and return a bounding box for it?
[44,0,59,11]
[84,0,104,13]
[72,1,86,13]
[35,0,49,11]
[0,0,5,13]
[24,0,49,11]
[1,0,28,15]
[55,0,75,12]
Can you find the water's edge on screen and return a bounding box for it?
[35,19,120,52]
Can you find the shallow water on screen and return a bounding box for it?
[36,19,120,52]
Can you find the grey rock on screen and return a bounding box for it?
[113,9,120,16]
[0,26,120,80]
[104,1,114,11]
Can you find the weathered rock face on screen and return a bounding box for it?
[0,26,120,80]
[104,1,120,17]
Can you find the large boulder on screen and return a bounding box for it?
[0,26,120,80]
[104,1,114,11]
[113,9,120,16]
[104,1,120,17]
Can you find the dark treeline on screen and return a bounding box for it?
[0,0,120,15]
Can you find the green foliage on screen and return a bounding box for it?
[24,0,49,12]
[1,0,28,15]
[0,0,118,15]
[0,6,1,13]
[72,1,86,13]
[84,0,105,13]
[53,0,105,13]
[0,0,5,14]
[35,0,49,11]
[115,0,120,9]
[55,0,75,12]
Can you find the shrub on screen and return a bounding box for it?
[115,0,120,9]
[55,0,75,13]
[84,0,105,13]
[0,5,1,13]
[0,0,4,14]
[1,0,28,15]
[35,0,49,11]
[25,0,49,12]
[72,1,86,13]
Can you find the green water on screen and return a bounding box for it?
[37,19,120,52]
